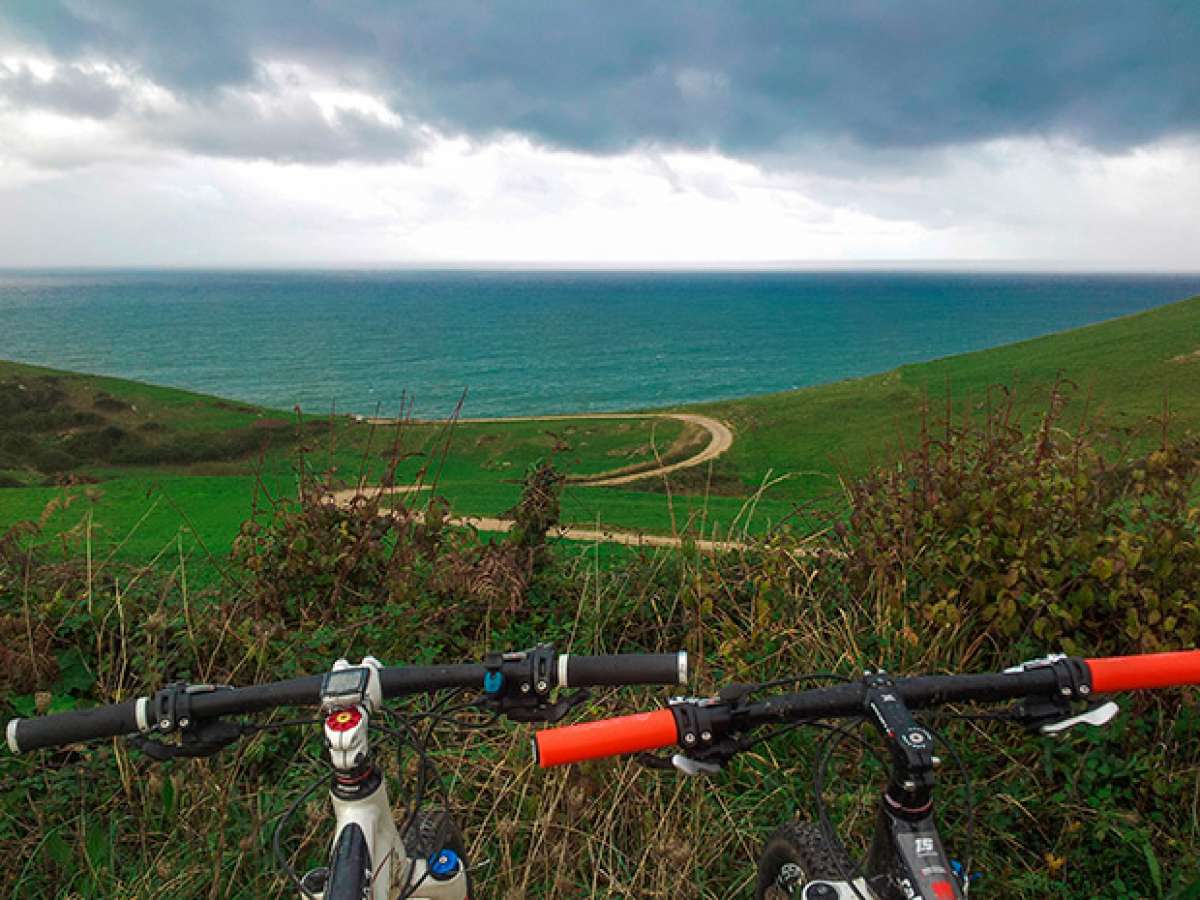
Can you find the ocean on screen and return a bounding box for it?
[1,269,1198,417]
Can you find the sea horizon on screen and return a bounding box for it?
[3,268,1199,417]
[4,262,1200,274]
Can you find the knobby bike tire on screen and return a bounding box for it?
[755,821,857,899]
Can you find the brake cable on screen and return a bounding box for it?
[922,720,977,889]
[812,719,876,900]
[272,766,330,900]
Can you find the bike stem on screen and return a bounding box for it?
[861,675,962,900]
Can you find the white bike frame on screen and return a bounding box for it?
[305,658,469,900]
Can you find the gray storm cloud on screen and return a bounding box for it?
[1,1,1197,163]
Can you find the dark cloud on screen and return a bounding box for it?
[0,62,125,118]
[147,95,425,164]
[1,0,1197,162]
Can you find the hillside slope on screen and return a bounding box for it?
[695,294,1200,495]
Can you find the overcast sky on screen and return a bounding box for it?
[1,1,1198,268]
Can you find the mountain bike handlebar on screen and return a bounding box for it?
[533,649,1200,767]
[7,648,688,754]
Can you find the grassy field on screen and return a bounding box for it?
[2,294,1198,561]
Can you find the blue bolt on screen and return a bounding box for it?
[428,848,460,880]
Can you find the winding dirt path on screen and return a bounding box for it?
[366,411,733,487]
[335,412,740,550]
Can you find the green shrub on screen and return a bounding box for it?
[92,391,132,413]
[29,445,78,473]
[110,426,271,465]
[835,384,1200,657]
[62,424,139,461]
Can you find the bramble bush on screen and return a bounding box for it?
[230,457,567,630]
[836,383,1200,658]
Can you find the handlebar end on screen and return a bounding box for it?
[677,651,688,685]
[7,718,21,754]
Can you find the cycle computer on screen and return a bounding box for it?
[321,667,371,710]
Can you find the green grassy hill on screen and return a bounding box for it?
[2,294,1198,560]
[697,293,1200,495]
[0,359,758,560]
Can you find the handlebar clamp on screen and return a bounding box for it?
[1005,655,1093,700]
[149,683,232,734]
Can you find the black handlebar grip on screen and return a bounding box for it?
[561,652,688,688]
[7,699,145,753]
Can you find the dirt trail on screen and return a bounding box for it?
[366,411,733,486]
[329,484,429,507]
[336,412,739,550]
[454,515,747,552]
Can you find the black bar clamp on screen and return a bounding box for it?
[524,645,556,698]
[149,683,231,734]
[484,645,590,723]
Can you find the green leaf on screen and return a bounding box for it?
[1143,840,1163,898]
[1090,556,1114,581]
[55,648,95,696]
[162,776,176,821]
[45,831,72,867]
[83,817,110,870]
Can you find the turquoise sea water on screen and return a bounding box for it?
[1,270,1197,417]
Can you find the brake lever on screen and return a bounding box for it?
[126,718,246,762]
[636,751,724,776]
[1016,697,1121,735]
[1038,700,1120,735]
[671,754,723,776]
[638,736,741,776]
[635,752,676,771]
[500,688,592,724]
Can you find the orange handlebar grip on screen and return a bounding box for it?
[534,709,679,768]
[1087,650,1200,693]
